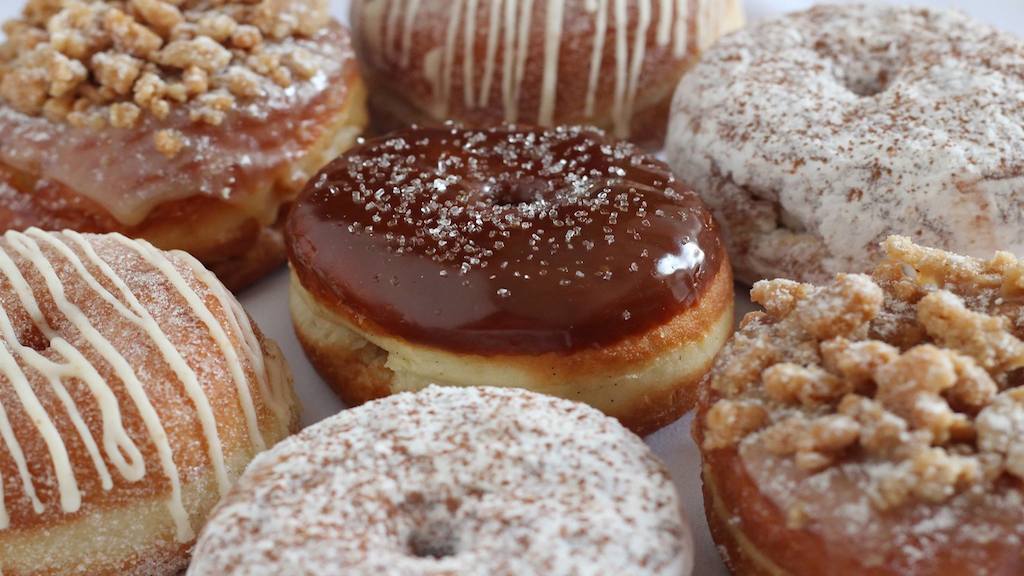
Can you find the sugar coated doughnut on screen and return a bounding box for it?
[189,386,694,575]
[667,5,1024,283]
[0,229,299,576]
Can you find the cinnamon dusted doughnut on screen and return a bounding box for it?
[695,237,1024,576]
[0,229,299,576]
[350,0,743,146]
[189,385,694,575]
[286,124,733,435]
[0,0,367,290]
[667,5,1024,284]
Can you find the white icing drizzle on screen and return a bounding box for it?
[0,229,270,542]
[463,0,480,107]
[31,230,232,497]
[0,246,145,488]
[674,0,690,58]
[400,0,422,67]
[112,236,267,454]
[440,0,465,116]
[539,0,565,125]
[367,0,703,133]
[584,0,610,116]
[477,0,504,106]
[0,307,79,516]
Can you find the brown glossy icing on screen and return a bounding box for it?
[286,125,724,355]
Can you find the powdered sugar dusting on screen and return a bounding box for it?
[189,386,693,576]
[667,4,1024,283]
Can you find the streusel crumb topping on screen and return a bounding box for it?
[704,236,1024,510]
[0,0,329,154]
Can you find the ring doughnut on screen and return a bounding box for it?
[667,5,1024,283]
[189,385,694,575]
[350,0,743,145]
[696,236,1024,575]
[0,229,299,576]
[285,124,733,435]
[0,0,367,289]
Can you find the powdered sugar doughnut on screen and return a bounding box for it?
[188,386,694,576]
[666,5,1024,283]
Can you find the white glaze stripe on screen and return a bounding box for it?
[400,0,422,66]
[478,0,503,106]
[585,0,609,116]
[370,0,698,133]
[658,0,674,45]
[510,0,533,122]
[182,255,289,434]
[113,237,266,454]
[675,0,690,57]
[36,230,232,494]
[463,0,479,107]
[623,0,653,137]
[440,0,465,116]
[8,335,114,492]
[539,0,565,125]
[0,306,80,515]
[4,231,193,540]
[0,229,271,541]
[0,243,143,485]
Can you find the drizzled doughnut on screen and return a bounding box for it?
[350,0,743,146]
[0,0,367,289]
[0,229,299,576]
[189,385,694,575]
[667,5,1024,283]
[696,237,1024,575]
[286,124,733,435]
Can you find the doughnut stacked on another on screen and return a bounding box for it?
[696,237,1024,575]
[0,229,300,576]
[285,124,734,435]
[189,385,694,576]
[667,5,1024,284]
[350,0,744,146]
[0,0,367,289]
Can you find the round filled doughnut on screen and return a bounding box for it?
[285,124,734,435]
[189,385,694,575]
[695,236,1024,575]
[666,4,1024,284]
[0,0,367,290]
[350,0,743,146]
[0,229,299,576]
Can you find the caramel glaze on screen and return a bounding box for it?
[286,125,724,356]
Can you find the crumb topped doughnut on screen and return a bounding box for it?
[189,386,694,576]
[0,0,367,289]
[0,229,299,576]
[667,5,1024,283]
[286,124,733,435]
[350,0,743,145]
[695,237,1024,575]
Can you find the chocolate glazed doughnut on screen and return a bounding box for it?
[286,124,734,435]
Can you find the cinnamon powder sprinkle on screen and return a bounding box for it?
[0,0,331,155]
[704,236,1024,510]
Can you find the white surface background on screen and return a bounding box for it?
[1,1,1021,574]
